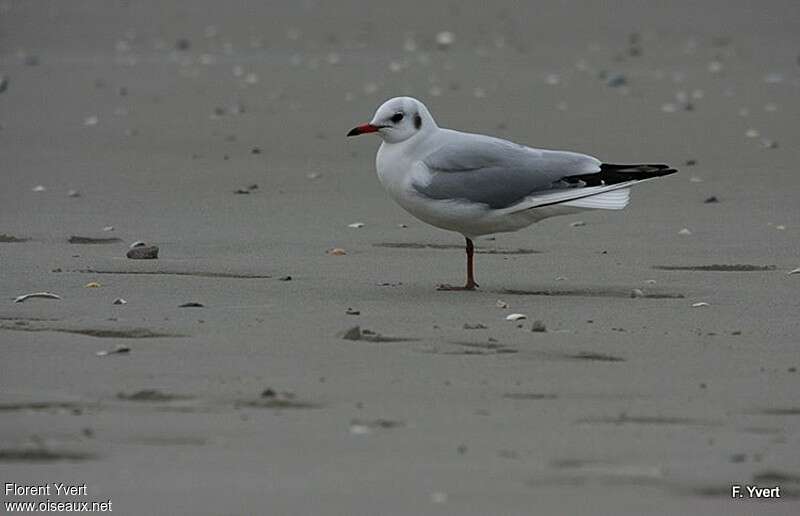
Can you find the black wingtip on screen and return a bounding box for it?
[563,163,677,186]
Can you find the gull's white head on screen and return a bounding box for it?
[347,96,437,144]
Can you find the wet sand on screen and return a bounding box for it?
[1,1,799,514]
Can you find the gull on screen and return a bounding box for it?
[347,97,676,290]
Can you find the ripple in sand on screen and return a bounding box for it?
[117,390,194,402]
[501,288,684,299]
[653,264,777,272]
[754,407,800,416]
[577,413,715,427]
[71,269,273,279]
[0,324,183,339]
[0,401,84,413]
[0,447,95,463]
[235,389,320,410]
[503,393,558,400]
[68,236,123,244]
[0,234,29,243]
[374,242,541,254]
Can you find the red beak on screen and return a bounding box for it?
[347,123,380,137]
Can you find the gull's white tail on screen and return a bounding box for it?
[561,187,630,210]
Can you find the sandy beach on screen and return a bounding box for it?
[2,1,799,514]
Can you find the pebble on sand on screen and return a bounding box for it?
[463,323,488,330]
[32,185,46,192]
[347,222,365,228]
[67,189,81,197]
[96,346,130,357]
[126,245,159,259]
[678,228,692,235]
[704,196,719,203]
[112,298,127,305]
[14,292,62,303]
[496,300,509,309]
[531,320,547,332]
[0,76,8,94]
[345,308,360,315]
[179,302,204,308]
[630,288,645,298]
[327,248,347,256]
[605,73,627,88]
[570,220,586,227]
[340,326,362,340]
[506,313,527,321]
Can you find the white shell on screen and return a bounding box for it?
[347,222,365,228]
[678,228,692,235]
[435,31,455,49]
[691,302,710,308]
[495,300,509,309]
[505,313,527,321]
[14,292,61,303]
[788,268,800,275]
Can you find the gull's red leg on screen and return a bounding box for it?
[437,237,479,291]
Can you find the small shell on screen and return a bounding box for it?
[495,300,509,309]
[102,226,114,232]
[691,302,710,308]
[14,292,61,303]
[435,31,455,49]
[349,424,371,435]
[430,492,448,504]
[347,222,365,228]
[570,220,586,227]
[327,248,347,256]
[32,185,46,192]
[678,228,692,235]
[788,268,800,275]
[67,189,81,197]
[113,298,127,305]
[84,282,101,288]
[645,279,657,284]
[630,288,645,298]
[506,313,527,321]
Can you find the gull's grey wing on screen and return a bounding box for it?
[413,133,601,209]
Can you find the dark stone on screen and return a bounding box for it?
[126,245,159,259]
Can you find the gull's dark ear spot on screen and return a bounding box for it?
[414,113,422,129]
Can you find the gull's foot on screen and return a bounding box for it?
[436,282,478,291]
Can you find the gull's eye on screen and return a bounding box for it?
[390,113,404,123]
